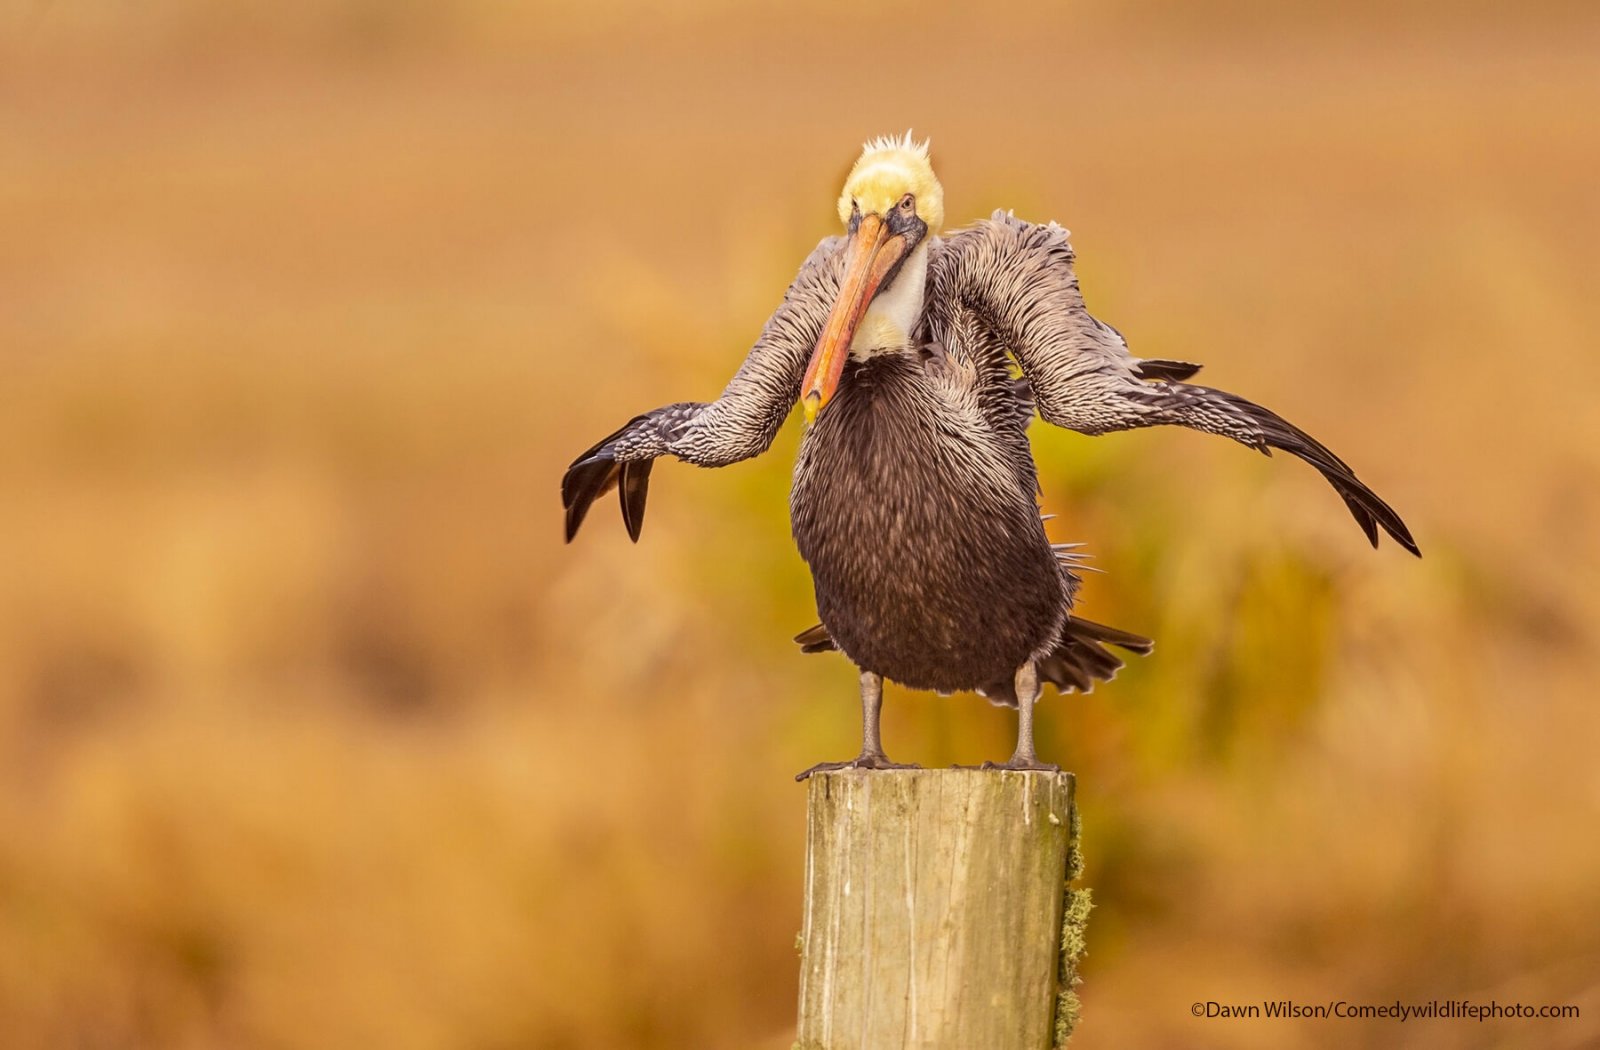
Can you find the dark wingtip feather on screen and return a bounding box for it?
[561,456,621,543]
[1321,467,1419,555]
[1389,514,1422,557]
[561,412,657,541]
[1201,385,1421,557]
[619,459,653,543]
[1340,491,1381,548]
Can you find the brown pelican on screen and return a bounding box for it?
[562,133,1417,778]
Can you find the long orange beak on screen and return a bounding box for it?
[800,213,910,423]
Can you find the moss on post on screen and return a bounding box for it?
[1052,797,1092,1047]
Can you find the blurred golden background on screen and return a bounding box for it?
[4,1,1599,1047]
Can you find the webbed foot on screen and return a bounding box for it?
[980,755,1062,773]
[795,752,921,782]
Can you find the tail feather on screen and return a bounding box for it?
[796,615,1154,707]
[793,623,837,654]
[980,615,1154,706]
[1061,616,1155,656]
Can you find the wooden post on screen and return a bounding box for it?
[795,769,1090,1050]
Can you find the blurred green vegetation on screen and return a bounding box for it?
[2,1,1599,1047]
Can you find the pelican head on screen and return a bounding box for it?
[802,133,944,422]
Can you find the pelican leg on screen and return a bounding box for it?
[983,662,1061,772]
[795,670,920,781]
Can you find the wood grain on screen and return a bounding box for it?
[796,769,1084,1049]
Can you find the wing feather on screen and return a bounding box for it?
[927,213,1420,556]
[561,236,844,542]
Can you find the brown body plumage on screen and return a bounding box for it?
[792,351,1068,697]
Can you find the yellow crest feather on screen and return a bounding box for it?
[838,131,944,233]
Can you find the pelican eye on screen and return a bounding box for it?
[898,194,916,212]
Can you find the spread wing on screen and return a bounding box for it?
[562,236,844,542]
[927,212,1419,556]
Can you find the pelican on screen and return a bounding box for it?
[562,133,1418,778]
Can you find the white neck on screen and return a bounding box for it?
[849,241,929,358]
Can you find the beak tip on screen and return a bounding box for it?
[801,392,821,426]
